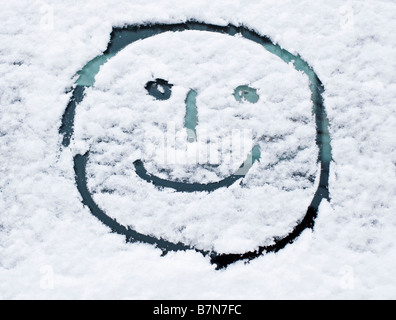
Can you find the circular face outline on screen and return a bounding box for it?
[60,21,332,269]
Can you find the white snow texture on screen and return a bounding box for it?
[1,0,396,299]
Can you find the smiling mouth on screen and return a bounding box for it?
[133,144,261,193]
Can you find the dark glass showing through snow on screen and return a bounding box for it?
[60,21,332,269]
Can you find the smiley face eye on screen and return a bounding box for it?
[234,85,260,104]
[145,79,173,100]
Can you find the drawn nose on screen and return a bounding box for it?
[184,89,198,143]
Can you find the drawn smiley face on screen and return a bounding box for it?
[61,22,331,269]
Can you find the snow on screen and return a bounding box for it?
[1,0,396,299]
[73,30,317,253]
